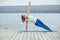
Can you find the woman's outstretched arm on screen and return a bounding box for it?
[27,1,31,16]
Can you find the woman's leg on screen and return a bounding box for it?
[35,19,51,31]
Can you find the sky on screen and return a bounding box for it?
[0,0,60,6]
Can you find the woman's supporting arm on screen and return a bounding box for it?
[26,19,28,31]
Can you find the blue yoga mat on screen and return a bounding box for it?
[20,30,57,32]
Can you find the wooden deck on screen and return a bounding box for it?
[0,27,60,40]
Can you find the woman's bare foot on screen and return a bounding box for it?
[50,30,53,32]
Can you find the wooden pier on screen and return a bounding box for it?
[0,27,60,40]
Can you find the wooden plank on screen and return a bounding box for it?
[35,32,39,40]
[13,32,19,40]
[15,32,22,40]
[0,29,10,40]
[0,29,7,40]
[30,32,35,40]
[37,32,43,40]
[22,32,27,40]
[40,32,47,40]
[19,32,24,40]
[2,29,15,40]
[10,29,19,40]
[26,32,31,40]
[0,27,60,40]
[47,32,55,40]
[53,32,60,40]
[50,32,60,40]
[44,32,51,40]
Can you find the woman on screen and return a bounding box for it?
[21,14,52,32]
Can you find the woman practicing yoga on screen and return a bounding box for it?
[21,1,52,32]
[21,14,52,32]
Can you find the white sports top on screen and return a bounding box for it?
[28,15,37,24]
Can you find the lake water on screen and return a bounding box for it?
[0,13,60,29]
